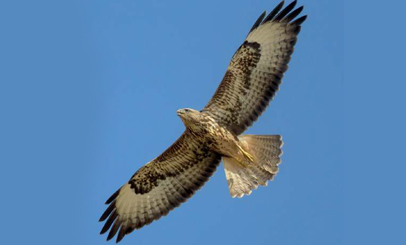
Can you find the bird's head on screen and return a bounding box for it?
[177,108,201,128]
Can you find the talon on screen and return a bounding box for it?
[244,152,254,162]
[237,145,254,162]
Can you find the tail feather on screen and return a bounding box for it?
[223,135,283,198]
[242,135,283,174]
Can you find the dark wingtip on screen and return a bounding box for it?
[283,6,303,22]
[105,189,120,204]
[100,210,117,235]
[116,227,128,243]
[99,201,116,222]
[116,233,125,243]
[290,15,307,26]
[107,220,121,241]
[116,227,125,243]
[247,1,306,36]
[247,11,267,35]
[263,1,285,23]
[274,0,298,22]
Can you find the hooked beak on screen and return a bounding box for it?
[177,109,184,116]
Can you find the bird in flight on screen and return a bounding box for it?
[100,1,306,242]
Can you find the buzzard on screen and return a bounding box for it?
[100,1,306,242]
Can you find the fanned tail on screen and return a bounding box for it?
[223,135,283,198]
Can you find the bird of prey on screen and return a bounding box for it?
[100,1,306,242]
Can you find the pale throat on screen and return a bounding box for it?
[182,118,203,132]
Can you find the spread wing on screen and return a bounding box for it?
[99,132,221,243]
[202,1,307,135]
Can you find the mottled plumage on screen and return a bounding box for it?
[100,1,306,242]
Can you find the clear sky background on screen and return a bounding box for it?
[0,0,405,245]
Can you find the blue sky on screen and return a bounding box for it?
[1,0,404,244]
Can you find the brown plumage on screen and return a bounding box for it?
[100,1,306,242]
